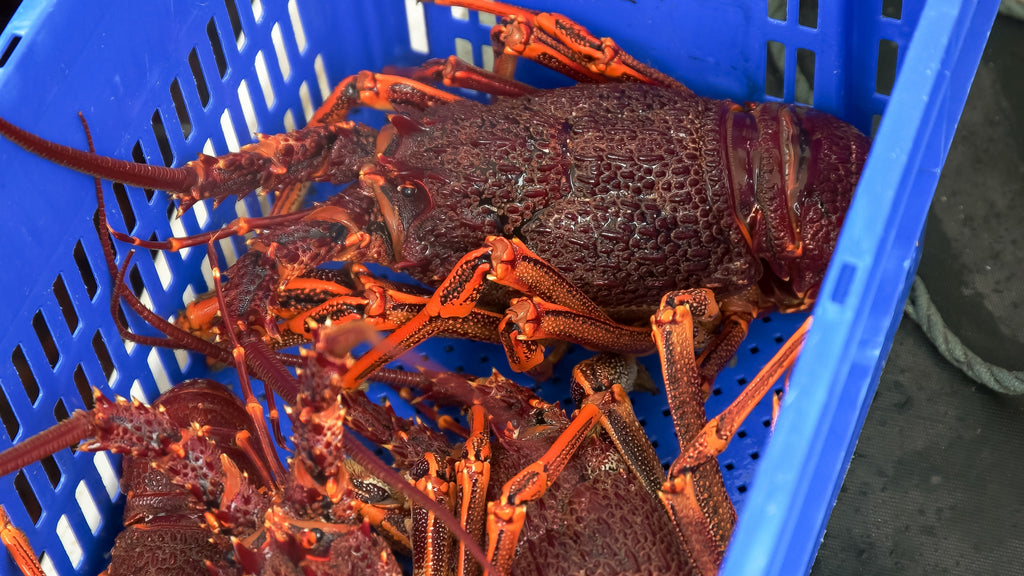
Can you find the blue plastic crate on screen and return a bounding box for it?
[0,1,998,575]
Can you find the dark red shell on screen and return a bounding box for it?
[377,83,869,318]
[488,421,694,576]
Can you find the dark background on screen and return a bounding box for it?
[810,14,1024,575]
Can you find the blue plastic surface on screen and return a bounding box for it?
[0,1,998,575]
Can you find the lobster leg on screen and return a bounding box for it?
[430,0,689,90]
[453,405,492,576]
[271,71,467,214]
[0,507,44,576]
[650,289,737,576]
[311,70,465,126]
[404,55,538,97]
[670,316,810,474]
[651,290,810,575]
[340,236,657,387]
[569,354,665,497]
[484,386,629,574]
[410,453,457,575]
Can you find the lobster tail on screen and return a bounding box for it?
[0,116,197,193]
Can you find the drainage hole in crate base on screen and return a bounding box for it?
[0,34,20,68]
[73,241,99,301]
[93,452,120,501]
[882,0,902,19]
[288,0,308,53]
[188,48,212,107]
[762,418,772,428]
[795,48,815,105]
[73,365,95,411]
[405,0,429,55]
[255,51,276,108]
[127,266,147,300]
[151,110,174,167]
[57,514,84,567]
[32,312,60,369]
[170,78,192,139]
[736,377,747,387]
[455,37,475,66]
[712,387,722,396]
[75,481,102,535]
[239,79,260,135]
[737,430,747,439]
[224,0,246,48]
[52,276,79,333]
[91,332,116,384]
[53,398,69,427]
[111,182,138,233]
[272,22,292,80]
[208,18,229,78]
[39,454,61,488]
[765,41,785,99]
[737,484,747,494]
[798,0,818,28]
[0,386,19,443]
[876,39,898,96]
[12,345,40,403]
[14,471,41,523]
[750,451,760,461]
[724,462,735,472]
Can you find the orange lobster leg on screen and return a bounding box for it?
[411,453,456,576]
[0,506,44,576]
[453,405,492,576]
[340,236,655,388]
[404,56,538,97]
[312,71,465,127]
[430,0,689,90]
[501,297,654,360]
[569,354,665,497]
[485,386,635,574]
[650,289,736,575]
[671,316,810,475]
[652,290,811,576]
[268,71,467,214]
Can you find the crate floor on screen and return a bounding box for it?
[811,14,1024,575]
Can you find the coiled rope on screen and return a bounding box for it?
[903,275,1024,394]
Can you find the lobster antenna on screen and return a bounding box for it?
[0,115,195,193]
[0,412,93,478]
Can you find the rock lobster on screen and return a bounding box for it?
[0,0,870,574]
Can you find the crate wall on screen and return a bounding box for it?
[0,1,1000,575]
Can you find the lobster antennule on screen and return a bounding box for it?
[0,411,93,478]
[0,116,196,193]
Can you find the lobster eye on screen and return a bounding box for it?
[399,184,417,198]
[300,528,324,549]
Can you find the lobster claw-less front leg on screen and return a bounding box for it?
[652,289,811,575]
[340,236,657,389]
[484,389,616,575]
[0,507,44,576]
